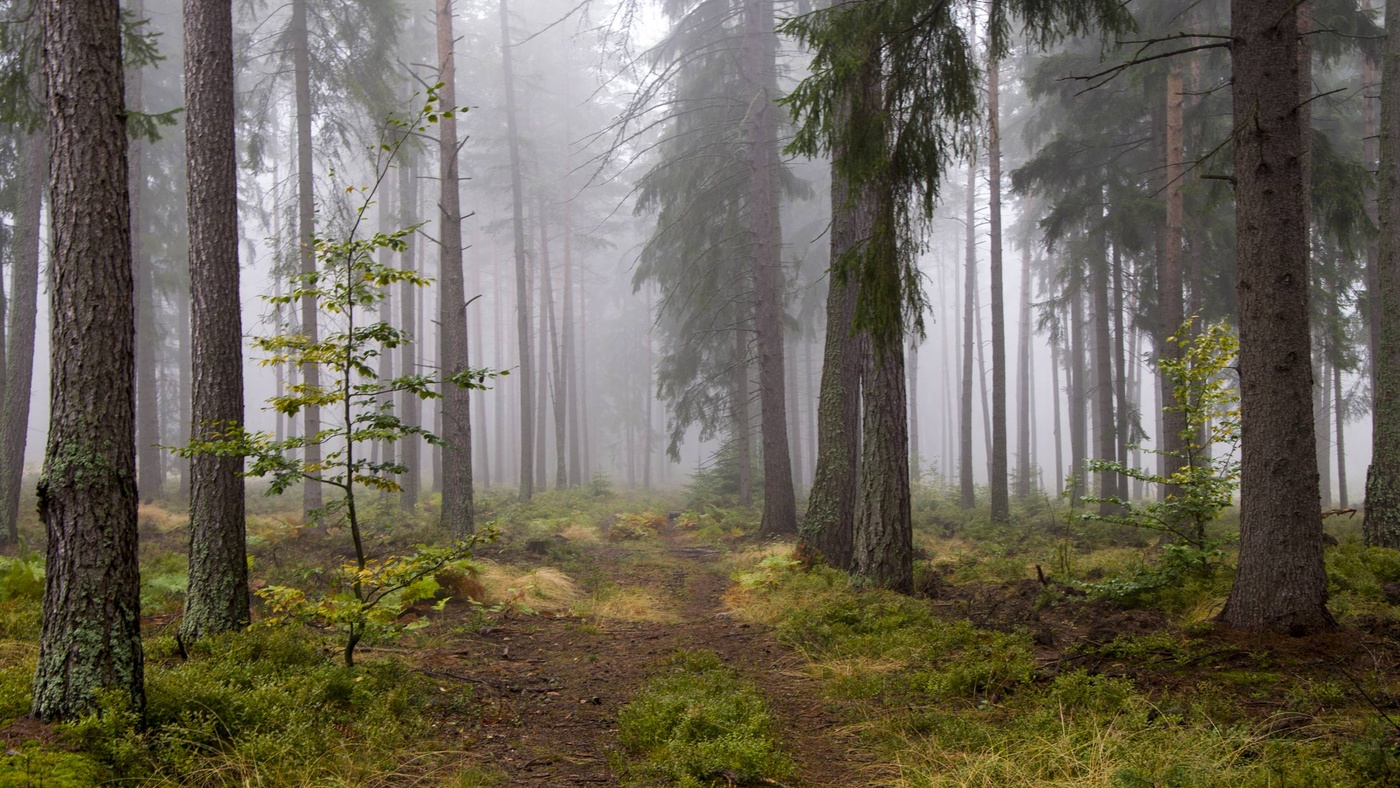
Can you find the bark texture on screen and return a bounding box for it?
[437,0,474,537]
[853,333,912,593]
[1220,0,1334,633]
[32,0,144,720]
[1365,0,1400,547]
[181,0,249,640]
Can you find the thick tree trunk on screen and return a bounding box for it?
[437,0,474,537]
[742,0,797,536]
[959,155,977,508]
[987,55,1009,522]
[1366,0,1400,546]
[801,59,873,569]
[500,0,533,501]
[853,336,912,592]
[182,0,249,640]
[0,130,42,545]
[293,0,321,520]
[1221,0,1333,633]
[33,0,144,720]
[399,159,421,511]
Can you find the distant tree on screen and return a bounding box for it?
[499,0,534,502]
[181,0,249,641]
[31,0,144,720]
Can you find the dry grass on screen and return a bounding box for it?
[475,563,583,615]
[137,504,188,534]
[577,586,679,624]
[558,521,601,545]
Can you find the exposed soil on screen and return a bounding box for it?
[414,528,872,787]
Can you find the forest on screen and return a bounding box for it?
[3,0,1400,784]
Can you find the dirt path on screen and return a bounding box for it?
[419,534,869,786]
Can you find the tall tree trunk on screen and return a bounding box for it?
[534,212,548,490]
[399,158,421,511]
[975,281,992,482]
[742,0,797,536]
[292,0,321,520]
[1221,0,1333,633]
[182,0,249,640]
[579,276,592,482]
[1366,0,1381,401]
[33,0,144,720]
[1366,0,1400,546]
[1316,345,1332,508]
[854,336,912,592]
[1050,315,1064,498]
[906,338,919,478]
[1112,245,1130,491]
[987,53,1009,522]
[732,327,753,507]
[539,200,566,490]
[500,0,534,501]
[437,0,474,537]
[1335,359,1348,509]
[1093,225,1117,511]
[376,176,396,475]
[959,154,977,508]
[801,55,874,570]
[563,213,582,487]
[130,1,162,503]
[1068,289,1087,503]
[790,331,807,487]
[494,240,508,487]
[0,129,42,545]
[1016,244,1033,499]
[472,235,487,488]
[1159,65,1186,500]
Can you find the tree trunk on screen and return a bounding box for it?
[1335,359,1348,509]
[906,337,919,479]
[1160,64,1186,500]
[292,0,321,521]
[376,174,396,475]
[1365,0,1400,546]
[0,129,42,545]
[538,199,566,490]
[182,0,249,640]
[32,0,144,720]
[130,3,163,504]
[494,238,508,487]
[1068,289,1086,503]
[1050,314,1064,498]
[534,211,548,490]
[959,154,977,508]
[1016,244,1033,499]
[987,53,1009,522]
[1112,244,1130,493]
[563,214,582,487]
[742,0,796,536]
[1221,0,1334,633]
[853,337,912,592]
[437,0,474,537]
[500,0,533,501]
[1093,225,1117,512]
[732,327,753,507]
[472,235,487,489]
[399,158,421,512]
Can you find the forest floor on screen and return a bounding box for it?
[415,521,868,786]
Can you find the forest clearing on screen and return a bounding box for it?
[7,0,1400,784]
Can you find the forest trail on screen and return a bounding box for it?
[417,527,871,786]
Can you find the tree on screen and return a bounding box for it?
[1365,0,1400,547]
[498,0,534,501]
[986,42,1009,523]
[437,0,474,536]
[32,0,144,720]
[181,0,248,640]
[0,124,41,546]
[1219,0,1334,634]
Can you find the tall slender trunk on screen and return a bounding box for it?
[1159,65,1187,500]
[500,0,534,500]
[538,199,566,490]
[579,276,592,482]
[1335,359,1348,509]
[399,158,421,511]
[494,240,507,487]
[1366,0,1381,400]
[1068,288,1087,503]
[906,338,919,478]
[959,155,977,508]
[1112,245,1130,487]
[742,0,796,536]
[437,0,474,537]
[1050,316,1064,498]
[1316,345,1332,508]
[534,210,548,490]
[643,294,654,490]
[375,175,395,473]
[130,5,163,503]
[0,128,43,544]
[975,282,992,482]
[182,0,249,639]
[986,53,1009,522]
[732,327,753,507]
[1093,224,1117,511]
[563,213,582,486]
[1015,244,1033,499]
[292,0,321,520]
[473,235,488,489]
[1221,0,1333,633]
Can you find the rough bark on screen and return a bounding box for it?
[293,0,321,520]
[437,0,474,537]
[959,154,977,508]
[987,55,1009,522]
[0,130,42,545]
[181,0,249,641]
[33,0,144,720]
[853,333,912,593]
[740,0,797,536]
[1365,0,1400,546]
[1221,0,1334,633]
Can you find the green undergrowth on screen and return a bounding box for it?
[728,555,1400,787]
[1,628,472,786]
[616,649,794,787]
